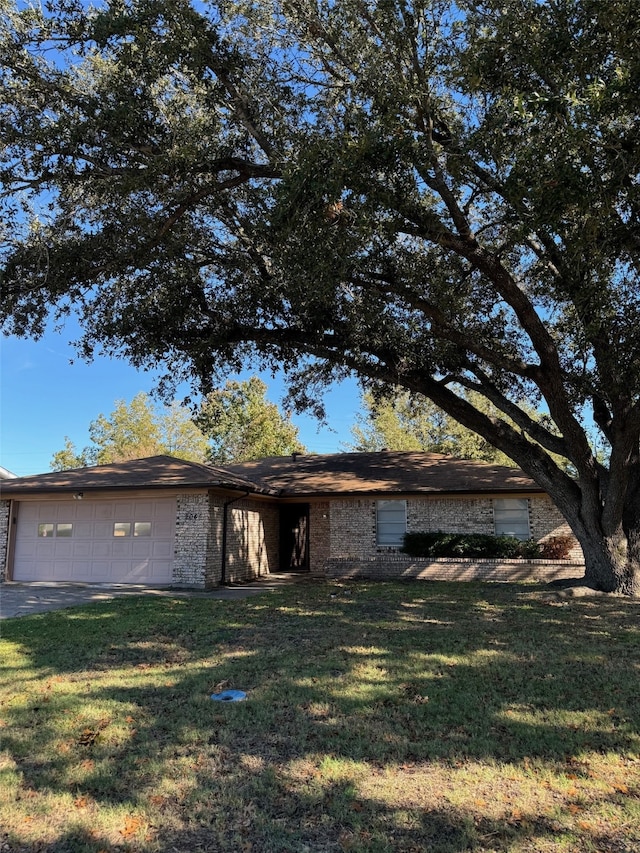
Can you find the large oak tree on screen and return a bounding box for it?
[1,1,639,593]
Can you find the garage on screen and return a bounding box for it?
[13,497,176,584]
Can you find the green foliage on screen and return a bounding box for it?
[50,381,303,469]
[402,531,542,559]
[50,392,210,469]
[3,0,640,588]
[49,436,91,471]
[349,389,517,465]
[195,376,305,464]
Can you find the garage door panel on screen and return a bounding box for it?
[14,498,176,584]
[95,503,115,520]
[152,540,172,558]
[74,504,96,521]
[112,540,132,557]
[75,521,94,537]
[73,542,92,558]
[93,522,114,538]
[132,540,153,557]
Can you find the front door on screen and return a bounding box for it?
[279,504,310,571]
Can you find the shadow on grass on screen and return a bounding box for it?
[2,581,639,851]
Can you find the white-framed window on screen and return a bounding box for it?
[114,521,152,537]
[493,498,530,540]
[376,500,407,546]
[38,522,73,538]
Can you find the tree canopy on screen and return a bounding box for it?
[196,376,305,464]
[2,0,639,592]
[348,390,515,466]
[49,382,304,469]
[50,392,210,468]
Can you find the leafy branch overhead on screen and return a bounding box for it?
[2,0,640,593]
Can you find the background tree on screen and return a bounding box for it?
[195,377,306,464]
[50,437,91,472]
[50,393,210,469]
[2,1,640,593]
[348,390,515,466]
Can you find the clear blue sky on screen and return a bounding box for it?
[0,323,362,477]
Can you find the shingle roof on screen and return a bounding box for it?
[0,451,543,499]
[224,451,542,496]
[0,455,266,496]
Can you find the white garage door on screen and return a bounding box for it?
[13,498,176,584]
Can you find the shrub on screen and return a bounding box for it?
[539,535,575,559]
[401,531,543,559]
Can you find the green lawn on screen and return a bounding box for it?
[1,581,639,852]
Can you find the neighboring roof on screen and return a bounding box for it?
[0,455,267,496]
[0,451,544,499]
[225,451,543,496]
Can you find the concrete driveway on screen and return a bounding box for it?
[0,574,313,619]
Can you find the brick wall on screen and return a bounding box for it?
[323,494,584,578]
[409,497,495,535]
[325,556,584,584]
[309,501,331,576]
[0,500,9,582]
[224,498,279,583]
[530,496,583,560]
[172,493,219,588]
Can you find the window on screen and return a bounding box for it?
[494,498,530,540]
[114,521,152,537]
[376,500,407,546]
[38,523,73,537]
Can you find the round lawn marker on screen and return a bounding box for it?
[210,689,247,702]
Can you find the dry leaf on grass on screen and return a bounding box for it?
[120,815,144,838]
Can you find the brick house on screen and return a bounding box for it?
[0,451,584,588]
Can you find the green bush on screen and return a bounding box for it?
[401,531,543,559]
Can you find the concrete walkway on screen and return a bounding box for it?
[0,573,315,620]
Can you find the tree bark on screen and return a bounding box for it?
[579,533,640,595]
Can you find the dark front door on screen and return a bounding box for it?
[279,504,310,572]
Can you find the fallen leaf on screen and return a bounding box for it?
[74,796,89,809]
[568,804,583,814]
[120,815,144,838]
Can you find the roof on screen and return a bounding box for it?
[0,451,543,499]
[224,451,543,496]
[0,455,265,496]
[0,466,17,479]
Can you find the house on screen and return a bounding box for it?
[0,451,584,587]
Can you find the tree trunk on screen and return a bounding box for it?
[578,527,640,596]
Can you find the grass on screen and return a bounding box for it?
[1,580,639,852]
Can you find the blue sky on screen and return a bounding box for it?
[1,324,363,477]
